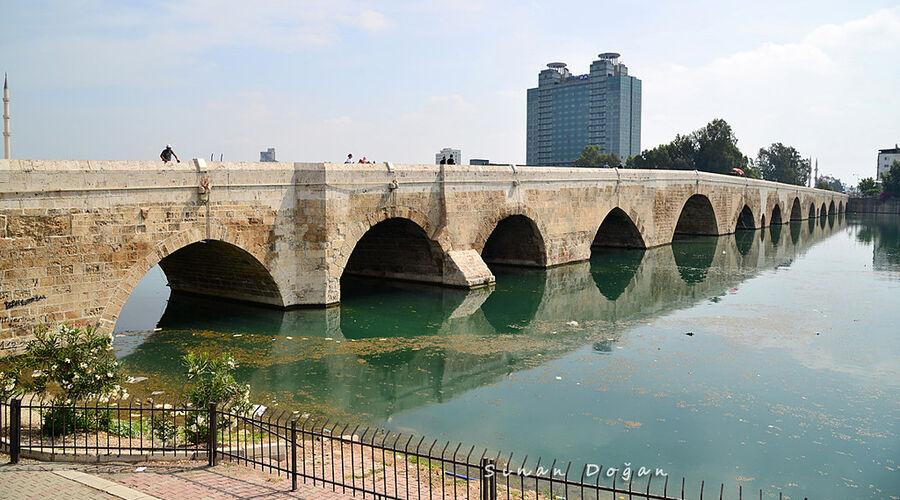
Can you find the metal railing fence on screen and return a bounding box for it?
[0,395,804,500]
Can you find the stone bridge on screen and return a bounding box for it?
[0,159,847,339]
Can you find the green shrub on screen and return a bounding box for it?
[41,406,113,436]
[182,352,252,441]
[18,324,128,404]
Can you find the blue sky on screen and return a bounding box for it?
[2,0,898,183]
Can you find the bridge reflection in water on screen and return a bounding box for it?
[116,215,846,422]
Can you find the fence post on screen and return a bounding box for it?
[291,419,298,492]
[208,402,217,467]
[480,457,496,500]
[10,398,21,464]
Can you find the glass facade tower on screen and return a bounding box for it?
[526,53,641,166]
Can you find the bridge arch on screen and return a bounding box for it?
[735,205,755,231]
[592,207,646,249]
[808,202,816,219]
[341,216,448,283]
[100,226,290,334]
[820,202,827,218]
[673,194,718,237]
[481,214,547,267]
[336,206,450,274]
[771,204,783,225]
[829,200,836,217]
[790,197,802,221]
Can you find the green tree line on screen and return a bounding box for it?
[572,118,832,188]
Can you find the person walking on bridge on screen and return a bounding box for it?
[160,144,180,164]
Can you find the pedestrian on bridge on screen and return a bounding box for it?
[160,144,180,164]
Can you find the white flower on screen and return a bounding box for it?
[107,372,113,378]
[64,358,71,363]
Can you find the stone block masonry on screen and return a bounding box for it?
[0,159,847,340]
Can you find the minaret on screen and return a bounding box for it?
[814,158,818,186]
[2,74,9,159]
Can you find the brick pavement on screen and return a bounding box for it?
[0,457,356,500]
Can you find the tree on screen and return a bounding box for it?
[625,119,747,173]
[691,119,748,175]
[573,145,621,167]
[881,160,900,198]
[857,177,881,197]
[756,143,810,186]
[816,175,844,192]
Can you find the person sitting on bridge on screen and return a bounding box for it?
[344,153,354,163]
[447,154,456,165]
[160,144,180,164]
[440,156,447,165]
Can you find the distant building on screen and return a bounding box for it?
[470,159,513,166]
[877,145,900,180]
[435,147,461,165]
[260,147,276,162]
[526,52,641,166]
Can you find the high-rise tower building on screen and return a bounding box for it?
[526,53,641,166]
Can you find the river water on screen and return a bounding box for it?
[113,214,899,499]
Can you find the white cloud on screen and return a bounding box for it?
[641,7,900,182]
[340,10,392,33]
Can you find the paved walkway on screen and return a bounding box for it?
[0,458,356,499]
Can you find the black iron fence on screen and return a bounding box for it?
[0,395,802,500]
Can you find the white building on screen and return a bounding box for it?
[877,145,900,180]
[435,147,461,165]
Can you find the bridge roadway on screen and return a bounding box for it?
[0,159,847,339]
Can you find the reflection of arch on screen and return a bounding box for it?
[481,267,545,333]
[671,236,717,285]
[482,215,547,267]
[102,226,289,333]
[591,248,645,300]
[819,214,827,228]
[592,208,646,249]
[735,205,755,231]
[808,203,816,219]
[820,203,827,218]
[734,230,754,256]
[674,195,718,236]
[771,204,783,225]
[808,216,815,233]
[343,218,445,283]
[790,221,801,246]
[790,198,802,221]
[769,223,782,246]
[828,200,836,217]
[340,278,469,339]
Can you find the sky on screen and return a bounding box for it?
[2,0,899,184]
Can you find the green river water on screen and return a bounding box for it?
[112,214,899,499]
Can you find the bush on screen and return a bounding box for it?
[182,352,252,441]
[41,406,113,436]
[17,324,128,404]
[150,415,178,442]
